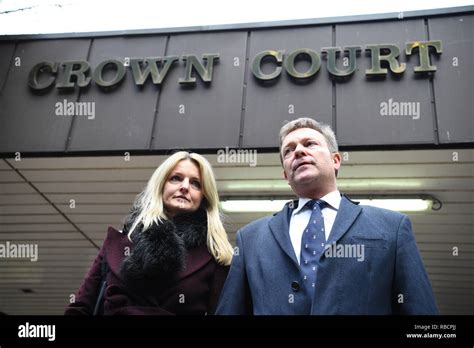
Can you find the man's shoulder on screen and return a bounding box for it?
[340,194,408,223]
[359,204,406,218]
[239,215,273,235]
[237,204,291,241]
[357,203,408,226]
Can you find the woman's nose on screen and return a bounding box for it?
[180,179,190,191]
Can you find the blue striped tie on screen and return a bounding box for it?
[300,199,327,296]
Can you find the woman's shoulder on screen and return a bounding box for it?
[97,226,133,272]
[106,225,125,236]
[102,226,132,250]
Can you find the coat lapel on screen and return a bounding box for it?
[268,202,300,267]
[104,227,132,275]
[325,195,362,246]
[177,244,212,280]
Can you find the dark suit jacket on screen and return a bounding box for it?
[65,227,228,315]
[216,195,438,315]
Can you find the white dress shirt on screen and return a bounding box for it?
[289,190,341,264]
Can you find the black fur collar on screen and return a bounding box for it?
[173,206,207,249]
[119,207,208,288]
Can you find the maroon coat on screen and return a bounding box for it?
[65,227,229,315]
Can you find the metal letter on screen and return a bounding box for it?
[56,60,91,89]
[130,56,178,85]
[92,59,126,88]
[28,61,58,90]
[322,46,361,77]
[251,50,283,81]
[406,40,442,72]
[179,54,219,84]
[285,48,321,79]
[365,44,406,75]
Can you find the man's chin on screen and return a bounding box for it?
[292,172,317,185]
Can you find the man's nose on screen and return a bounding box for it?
[294,143,307,157]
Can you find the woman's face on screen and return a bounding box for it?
[162,159,204,217]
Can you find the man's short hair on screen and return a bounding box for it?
[279,117,339,159]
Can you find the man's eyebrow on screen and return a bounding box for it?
[283,137,318,148]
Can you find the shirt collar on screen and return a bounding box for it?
[292,190,341,215]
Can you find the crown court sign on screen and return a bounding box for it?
[28,40,442,91]
[1,7,472,153]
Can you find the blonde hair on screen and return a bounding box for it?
[127,151,233,266]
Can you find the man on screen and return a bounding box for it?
[216,117,438,315]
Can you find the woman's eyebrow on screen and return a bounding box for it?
[171,171,200,180]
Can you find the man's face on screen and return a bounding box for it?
[281,128,341,197]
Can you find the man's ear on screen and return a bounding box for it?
[333,152,342,170]
[283,169,288,181]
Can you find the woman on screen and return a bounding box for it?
[65,151,233,315]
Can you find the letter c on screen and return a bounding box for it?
[28,61,58,90]
[251,50,283,81]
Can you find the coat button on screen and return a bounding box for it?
[291,281,300,291]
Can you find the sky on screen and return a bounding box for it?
[0,0,472,35]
